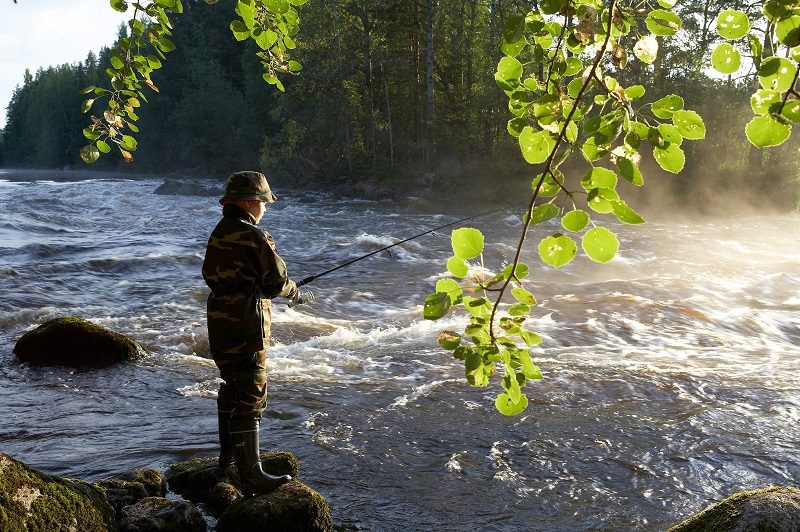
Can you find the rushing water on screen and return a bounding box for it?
[1,172,799,531]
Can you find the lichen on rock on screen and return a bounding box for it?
[13,316,147,367]
[669,485,800,532]
[0,453,116,532]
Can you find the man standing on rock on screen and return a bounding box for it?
[202,171,313,496]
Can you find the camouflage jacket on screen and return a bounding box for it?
[202,203,297,354]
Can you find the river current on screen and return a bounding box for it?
[0,173,798,530]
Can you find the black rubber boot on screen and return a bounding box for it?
[230,418,291,496]
[218,410,236,470]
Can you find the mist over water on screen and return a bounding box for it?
[1,175,799,530]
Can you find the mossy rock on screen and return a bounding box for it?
[216,480,332,532]
[13,316,147,367]
[117,496,206,532]
[94,468,166,512]
[208,482,243,516]
[0,453,116,532]
[669,486,800,532]
[166,453,299,502]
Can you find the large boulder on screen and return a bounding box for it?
[216,481,332,532]
[94,468,167,512]
[117,497,206,532]
[0,453,116,532]
[669,486,800,531]
[166,454,299,503]
[14,316,147,367]
[153,178,222,197]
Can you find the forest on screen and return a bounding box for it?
[0,0,798,210]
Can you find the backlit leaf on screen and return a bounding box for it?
[745,115,791,147]
[562,209,589,232]
[423,292,451,320]
[711,43,741,74]
[447,256,469,278]
[582,227,619,263]
[653,143,685,173]
[451,228,484,260]
[672,110,706,140]
[496,392,528,415]
[538,234,577,268]
[716,10,750,40]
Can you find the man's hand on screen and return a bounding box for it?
[288,290,315,307]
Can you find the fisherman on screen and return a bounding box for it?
[202,170,313,496]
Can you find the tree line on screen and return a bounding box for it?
[0,0,797,210]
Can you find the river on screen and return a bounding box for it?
[1,172,799,530]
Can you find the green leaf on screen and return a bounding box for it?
[462,296,491,317]
[495,392,528,416]
[94,140,110,154]
[436,279,462,303]
[519,331,543,349]
[658,123,683,144]
[745,115,791,147]
[582,227,619,263]
[81,99,95,113]
[758,57,798,92]
[502,15,525,44]
[508,304,531,317]
[265,0,291,14]
[751,89,783,115]
[423,292,451,320]
[231,20,251,41]
[288,60,303,72]
[528,203,559,225]
[82,127,101,141]
[652,94,684,119]
[158,37,176,52]
[587,188,619,214]
[562,209,589,232]
[120,135,138,151]
[511,288,537,305]
[616,157,644,186]
[538,234,577,268]
[581,167,617,191]
[633,34,658,64]
[110,0,128,13]
[110,56,124,69]
[495,56,523,83]
[672,110,706,140]
[653,143,685,173]
[711,43,742,74]
[447,256,468,278]
[501,262,529,281]
[716,10,750,40]
[80,144,100,163]
[782,101,800,124]
[564,57,583,76]
[507,117,527,137]
[519,127,555,164]
[658,0,677,7]
[451,228,484,260]
[612,201,645,224]
[625,85,645,100]
[646,9,682,37]
[581,136,610,162]
[540,0,565,15]
[776,15,800,47]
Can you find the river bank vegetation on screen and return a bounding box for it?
[0,0,797,211]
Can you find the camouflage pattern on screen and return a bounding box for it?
[215,350,267,419]
[222,171,277,203]
[203,202,297,419]
[202,203,297,355]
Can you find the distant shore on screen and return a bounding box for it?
[0,167,162,182]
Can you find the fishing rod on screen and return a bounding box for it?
[296,208,506,287]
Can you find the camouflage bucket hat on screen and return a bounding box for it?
[222,171,277,203]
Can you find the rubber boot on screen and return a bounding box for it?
[218,410,236,470]
[230,418,291,496]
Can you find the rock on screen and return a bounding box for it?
[669,486,800,532]
[154,178,222,197]
[166,453,299,502]
[216,480,332,532]
[94,468,166,512]
[117,497,206,532]
[207,482,242,516]
[0,453,116,532]
[13,316,147,367]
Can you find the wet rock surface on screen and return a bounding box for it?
[94,468,167,512]
[13,316,147,367]
[669,486,800,531]
[117,496,206,532]
[0,453,116,532]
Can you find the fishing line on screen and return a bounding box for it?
[296,208,506,287]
